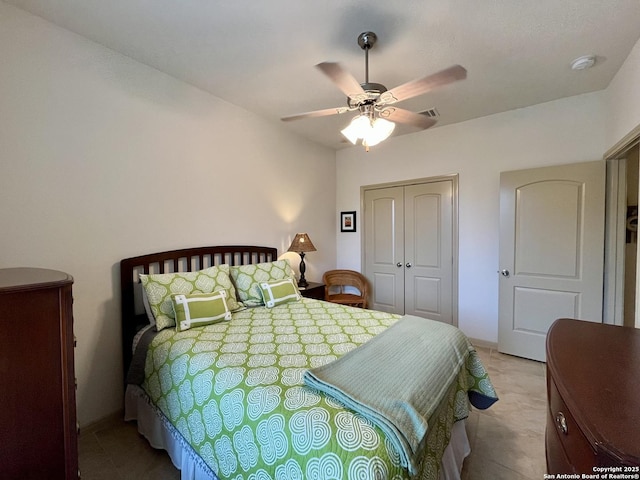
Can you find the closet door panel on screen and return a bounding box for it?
[364,186,405,314]
[404,182,453,322]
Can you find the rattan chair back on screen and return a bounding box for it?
[322,269,369,309]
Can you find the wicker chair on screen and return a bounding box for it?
[322,269,369,309]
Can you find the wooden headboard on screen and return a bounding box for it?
[120,245,278,378]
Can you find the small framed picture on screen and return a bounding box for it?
[340,211,357,232]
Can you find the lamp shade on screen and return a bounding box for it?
[287,233,317,253]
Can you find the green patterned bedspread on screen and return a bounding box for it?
[141,298,495,479]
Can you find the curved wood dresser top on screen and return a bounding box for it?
[0,267,73,292]
[546,318,640,466]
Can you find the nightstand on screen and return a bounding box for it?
[298,282,325,300]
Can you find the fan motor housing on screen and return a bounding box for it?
[361,82,387,94]
[346,82,387,108]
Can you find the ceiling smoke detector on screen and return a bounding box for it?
[570,55,596,71]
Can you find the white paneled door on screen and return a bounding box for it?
[498,161,605,361]
[364,185,405,314]
[364,178,456,324]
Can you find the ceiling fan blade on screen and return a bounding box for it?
[378,65,467,105]
[380,107,437,130]
[281,106,350,122]
[316,62,366,99]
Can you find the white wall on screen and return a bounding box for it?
[604,36,640,329]
[605,37,640,148]
[336,93,607,344]
[0,3,336,426]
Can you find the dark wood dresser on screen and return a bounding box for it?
[546,318,640,473]
[0,268,78,479]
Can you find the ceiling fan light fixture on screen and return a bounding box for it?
[341,115,371,144]
[340,115,395,147]
[365,118,395,147]
[283,32,465,148]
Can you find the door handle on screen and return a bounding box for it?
[396,262,403,268]
[406,262,412,268]
[500,269,510,277]
[555,412,568,435]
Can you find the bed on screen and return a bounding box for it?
[121,245,497,480]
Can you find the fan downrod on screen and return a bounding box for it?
[356,32,387,94]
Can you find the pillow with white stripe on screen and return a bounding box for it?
[172,290,232,332]
[258,278,301,308]
[230,260,296,307]
[140,264,242,331]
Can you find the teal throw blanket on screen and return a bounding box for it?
[304,315,497,475]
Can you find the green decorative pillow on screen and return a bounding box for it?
[230,260,295,307]
[140,265,241,331]
[258,278,301,308]
[172,291,231,331]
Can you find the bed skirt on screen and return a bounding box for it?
[124,384,470,480]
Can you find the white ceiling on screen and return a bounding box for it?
[6,0,640,150]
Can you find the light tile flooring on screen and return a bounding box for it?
[462,346,547,480]
[79,346,547,480]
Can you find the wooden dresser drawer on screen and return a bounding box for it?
[546,413,574,474]
[547,376,596,473]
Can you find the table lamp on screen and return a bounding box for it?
[287,233,317,288]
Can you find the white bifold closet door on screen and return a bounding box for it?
[363,179,455,325]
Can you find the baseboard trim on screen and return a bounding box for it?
[469,337,498,350]
[79,409,124,435]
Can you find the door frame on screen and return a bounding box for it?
[360,174,459,326]
[603,123,640,327]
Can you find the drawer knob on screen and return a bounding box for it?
[555,411,568,435]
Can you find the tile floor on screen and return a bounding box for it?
[78,346,547,480]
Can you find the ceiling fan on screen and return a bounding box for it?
[281,32,467,150]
